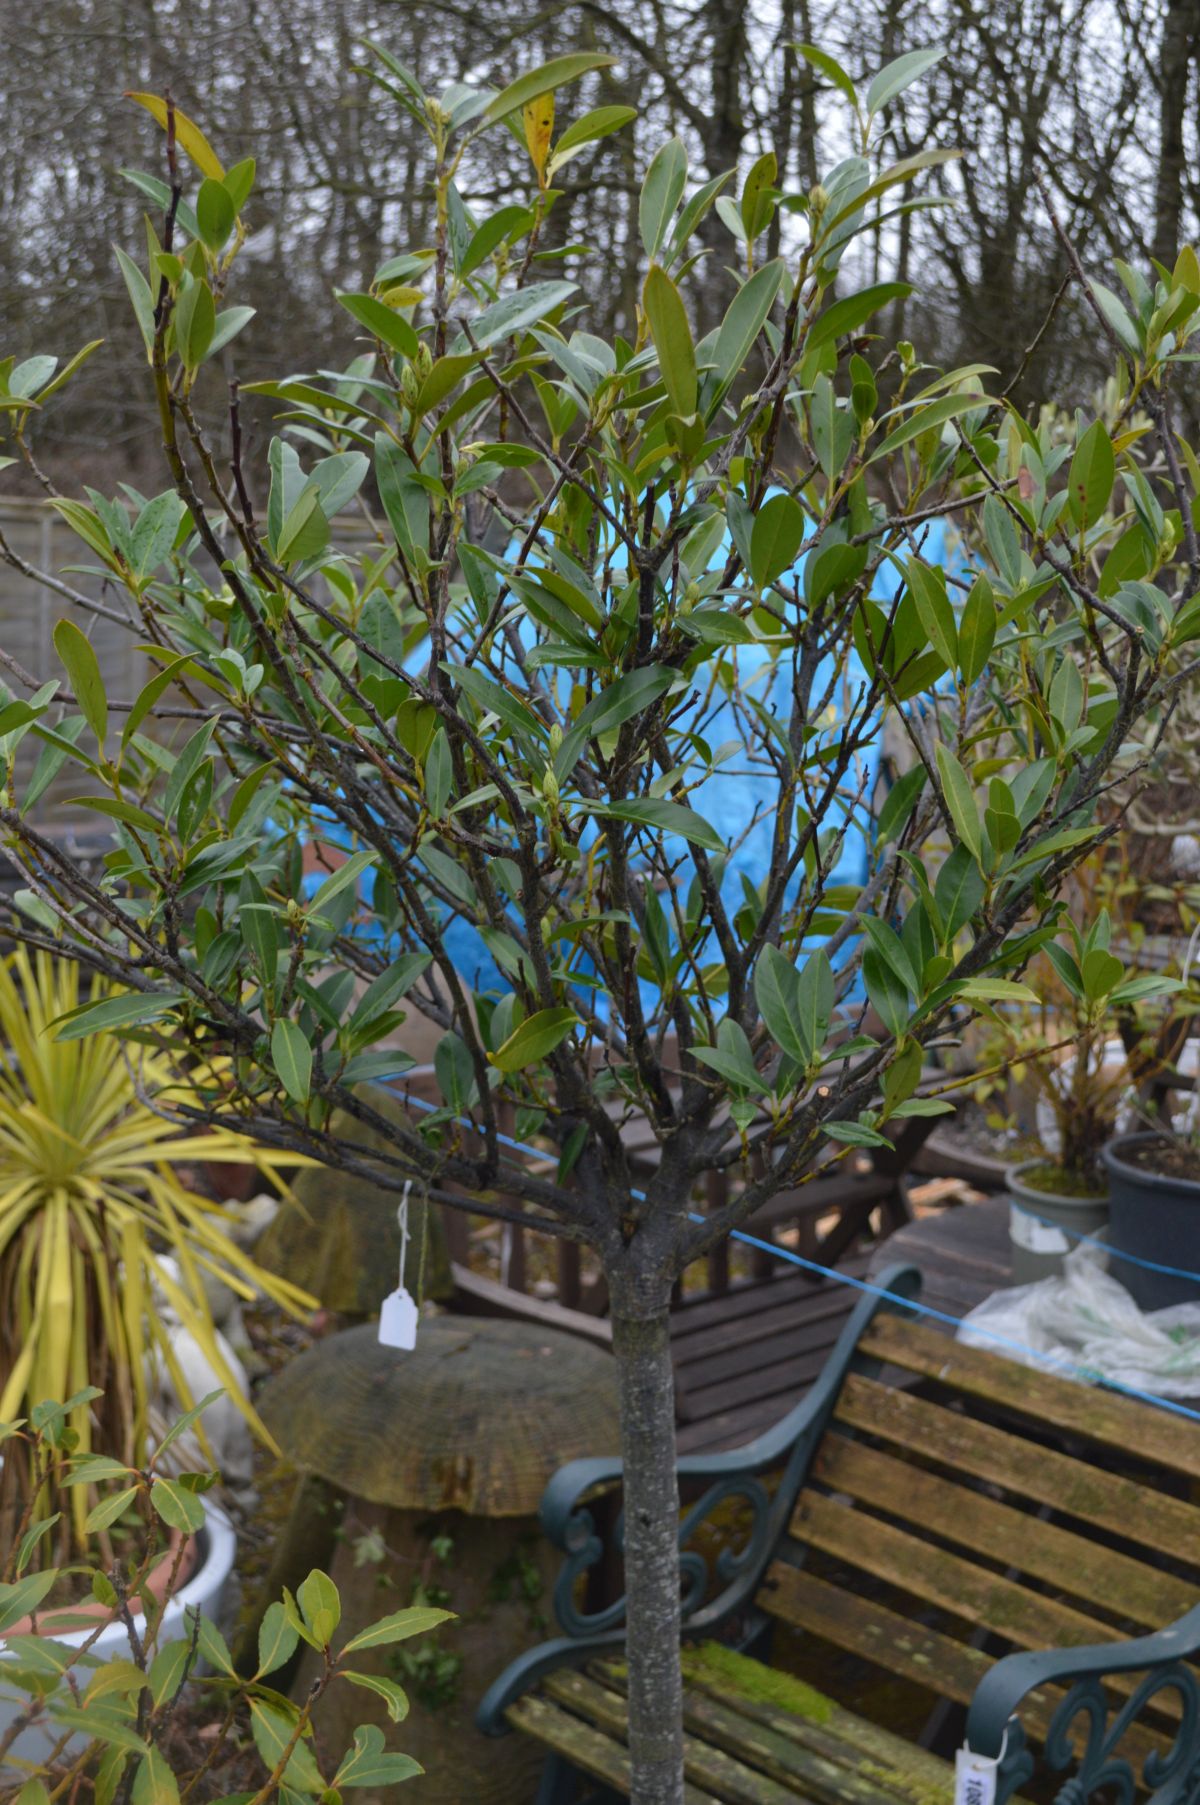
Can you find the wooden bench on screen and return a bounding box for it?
[478,1264,1200,1802]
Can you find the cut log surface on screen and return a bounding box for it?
[260,1314,619,1514]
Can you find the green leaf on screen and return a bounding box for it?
[196,178,235,252]
[342,1605,454,1654]
[755,943,807,1065]
[150,1477,206,1533]
[47,1706,147,1758]
[548,105,636,173]
[340,1670,410,1723]
[208,305,256,359]
[53,989,184,1041]
[335,1724,423,1790]
[276,485,330,564]
[907,561,957,670]
[1089,279,1142,356]
[806,281,911,353]
[795,949,834,1063]
[297,1568,341,1648]
[249,1699,325,1794]
[876,765,926,842]
[453,279,577,352]
[1067,421,1115,529]
[868,391,992,464]
[643,264,696,419]
[866,46,946,116]
[791,45,859,104]
[589,797,726,852]
[640,137,688,259]
[53,619,107,747]
[935,744,982,864]
[147,1640,193,1709]
[934,844,984,941]
[956,978,1040,1004]
[750,493,806,589]
[174,277,216,370]
[114,247,155,357]
[257,1601,300,1677]
[490,1008,578,1073]
[554,665,676,777]
[484,52,614,124]
[863,949,910,1039]
[152,1388,225,1463]
[336,291,419,360]
[0,1571,58,1632]
[957,575,996,685]
[272,1020,313,1103]
[825,1119,892,1149]
[309,848,377,914]
[85,1486,141,1534]
[711,260,784,395]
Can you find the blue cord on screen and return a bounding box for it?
[1009,1199,1200,1283]
[388,1079,1200,1426]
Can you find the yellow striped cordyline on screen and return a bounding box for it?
[0,948,315,1551]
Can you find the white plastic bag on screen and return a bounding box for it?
[957,1245,1200,1396]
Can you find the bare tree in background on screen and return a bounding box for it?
[3,0,1200,488]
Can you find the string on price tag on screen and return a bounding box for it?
[378,1179,420,1351]
[954,1744,1000,1805]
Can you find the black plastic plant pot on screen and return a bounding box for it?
[1101,1133,1200,1312]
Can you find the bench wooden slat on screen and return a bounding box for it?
[858,1313,1200,1480]
[595,1653,960,1805]
[813,1431,1199,1630]
[667,1653,960,1805]
[543,1669,808,1804]
[834,1372,1200,1557]
[790,1491,1186,1717]
[508,1692,722,1804]
[563,1660,909,1805]
[760,1565,1167,1775]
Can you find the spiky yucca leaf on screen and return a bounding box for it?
[0,949,315,1554]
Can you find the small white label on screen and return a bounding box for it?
[1010,1201,1068,1256]
[955,1746,999,1805]
[378,1286,419,1350]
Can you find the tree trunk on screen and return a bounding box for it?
[609,1278,684,1804]
[1152,0,1195,270]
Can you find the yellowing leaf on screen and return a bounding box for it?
[523,92,554,181]
[125,93,224,180]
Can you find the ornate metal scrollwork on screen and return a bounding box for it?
[550,1473,774,1640]
[994,1666,1200,1804]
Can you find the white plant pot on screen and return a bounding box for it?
[0,1503,236,1771]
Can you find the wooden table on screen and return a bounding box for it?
[866,1194,1014,1325]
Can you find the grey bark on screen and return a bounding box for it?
[609,1279,684,1805]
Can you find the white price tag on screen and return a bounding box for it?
[1009,1201,1068,1256]
[955,1746,999,1805]
[378,1286,419,1350]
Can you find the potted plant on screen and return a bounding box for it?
[1,1393,447,1790]
[0,947,313,1599]
[1102,963,1200,1308]
[3,45,1198,1801]
[982,914,1175,1281]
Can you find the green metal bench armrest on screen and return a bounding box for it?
[966,1603,1200,1801]
[477,1263,921,1735]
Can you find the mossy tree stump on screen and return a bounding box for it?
[259,1316,618,1804]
